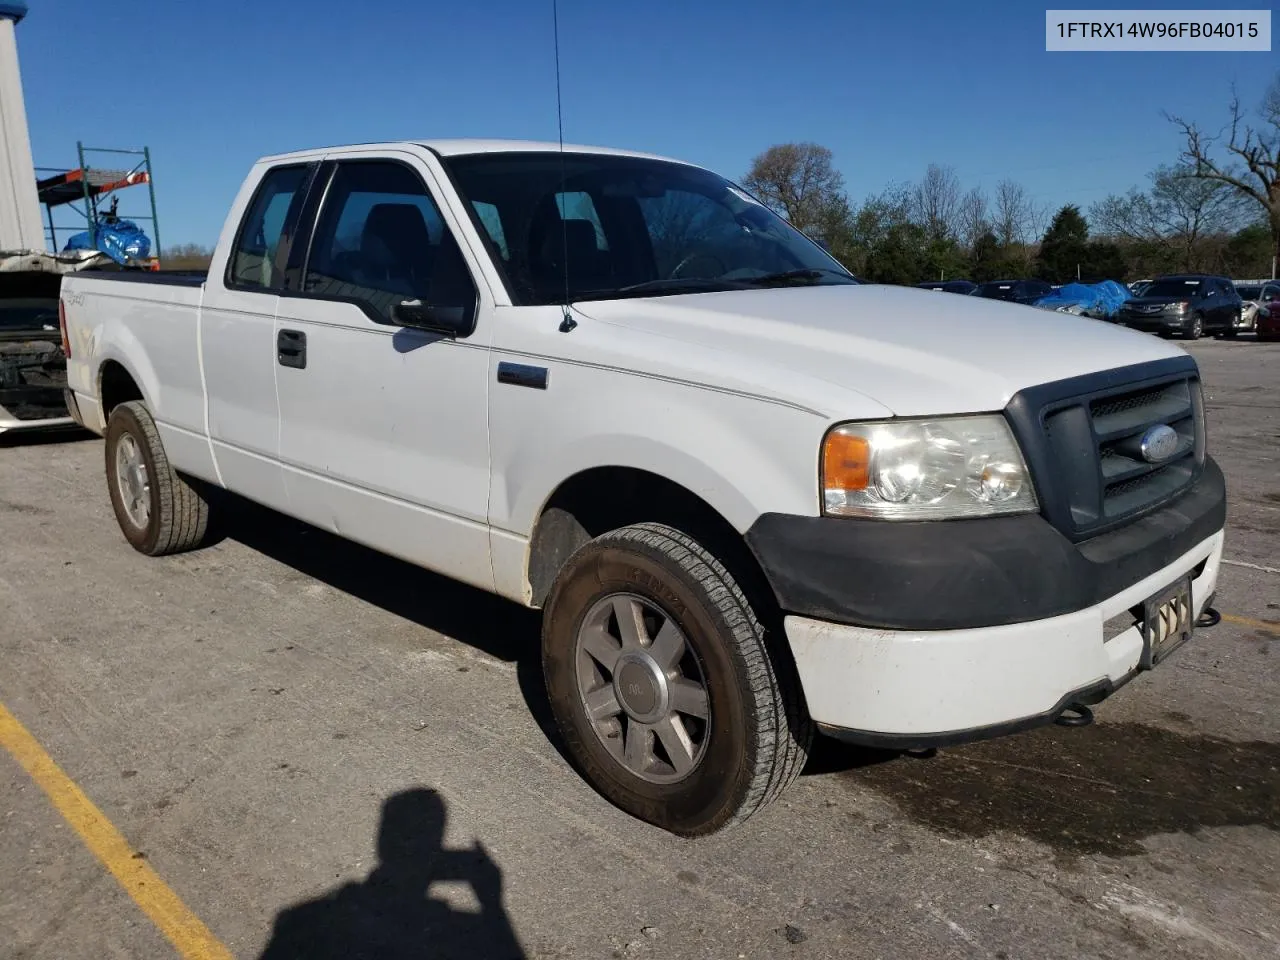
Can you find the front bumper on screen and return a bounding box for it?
[746,456,1226,746]
[0,392,74,434]
[785,528,1222,746]
[1123,313,1187,332]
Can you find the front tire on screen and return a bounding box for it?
[1183,313,1203,340]
[104,400,212,556]
[542,522,811,836]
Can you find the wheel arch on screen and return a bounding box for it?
[98,358,146,418]
[525,465,781,621]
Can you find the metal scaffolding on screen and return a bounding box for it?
[36,142,162,269]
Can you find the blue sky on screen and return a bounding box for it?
[15,0,1276,249]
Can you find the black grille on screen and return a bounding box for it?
[1006,359,1205,541]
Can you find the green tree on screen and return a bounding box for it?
[1037,205,1090,282]
[863,222,930,284]
[1080,241,1128,282]
[1222,223,1274,277]
[969,230,1005,281]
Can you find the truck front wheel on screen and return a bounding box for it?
[104,400,213,556]
[541,522,812,835]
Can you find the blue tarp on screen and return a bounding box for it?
[1033,280,1132,319]
[62,220,152,265]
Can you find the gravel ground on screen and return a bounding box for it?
[1,336,1277,960]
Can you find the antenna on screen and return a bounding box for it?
[552,0,576,332]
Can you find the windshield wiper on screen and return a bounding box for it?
[574,277,751,300]
[745,268,856,287]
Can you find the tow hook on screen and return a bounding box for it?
[1054,703,1094,727]
[1196,607,1221,628]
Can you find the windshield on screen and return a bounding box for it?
[0,298,60,331]
[442,152,857,305]
[1143,279,1202,298]
[1236,285,1262,299]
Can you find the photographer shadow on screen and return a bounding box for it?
[258,788,525,959]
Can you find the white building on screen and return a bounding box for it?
[0,2,45,253]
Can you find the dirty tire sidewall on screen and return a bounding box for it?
[543,523,809,836]
[104,400,210,556]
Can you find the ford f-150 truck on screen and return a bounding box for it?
[59,140,1226,836]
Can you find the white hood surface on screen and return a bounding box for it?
[576,284,1187,418]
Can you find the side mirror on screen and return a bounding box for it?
[388,299,474,338]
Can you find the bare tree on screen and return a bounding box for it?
[1167,74,1280,266]
[912,164,961,241]
[993,179,1034,246]
[742,143,847,234]
[957,186,989,249]
[1090,165,1250,271]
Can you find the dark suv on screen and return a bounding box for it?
[1119,275,1242,339]
[972,279,1053,304]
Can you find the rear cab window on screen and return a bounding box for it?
[228,165,312,291]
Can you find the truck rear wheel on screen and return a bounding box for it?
[104,400,212,556]
[541,522,811,835]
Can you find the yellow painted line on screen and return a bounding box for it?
[0,701,233,960]
[1221,613,1280,635]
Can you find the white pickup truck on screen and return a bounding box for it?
[60,140,1226,835]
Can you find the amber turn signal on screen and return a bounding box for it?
[822,429,870,493]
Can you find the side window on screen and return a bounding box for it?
[229,165,309,290]
[303,161,477,324]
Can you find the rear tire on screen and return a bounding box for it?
[542,522,812,836]
[104,400,212,556]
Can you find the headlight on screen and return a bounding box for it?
[821,415,1038,519]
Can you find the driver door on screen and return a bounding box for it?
[274,152,495,591]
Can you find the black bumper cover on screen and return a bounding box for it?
[745,456,1225,632]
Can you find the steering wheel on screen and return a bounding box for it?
[670,251,728,280]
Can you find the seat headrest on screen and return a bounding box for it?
[361,203,432,257]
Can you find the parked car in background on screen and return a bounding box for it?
[0,271,73,435]
[917,279,977,295]
[1032,280,1131,321]
[1257,289,1280,341]
[1119,275,1242,340]
[972,279,1053,305]
[1234,282,1280,335]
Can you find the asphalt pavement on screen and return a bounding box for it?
[1,336,1277,959]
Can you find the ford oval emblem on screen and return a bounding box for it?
[1140,424,1179,464]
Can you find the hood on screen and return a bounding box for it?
[574,284,1187,418]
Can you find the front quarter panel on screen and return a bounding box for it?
[486,306,838,601]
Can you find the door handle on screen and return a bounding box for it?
[277,329,306,369]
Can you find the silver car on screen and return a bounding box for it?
[1234,282,1280,334]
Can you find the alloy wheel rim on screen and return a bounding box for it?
[115,434,151,529]
[573,592,711,784]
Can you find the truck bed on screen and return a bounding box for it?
[61,271,208,450]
